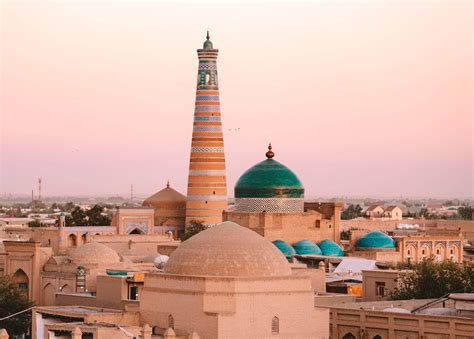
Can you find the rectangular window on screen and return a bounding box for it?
[375,282,385,296]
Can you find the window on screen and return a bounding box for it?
[375,281,386,297]
[422,249,425,255]
[436,249,440,255]
[407,249,411,255]
[343,333,356,339]
[129,286,138,300]
[373,335,382,339]
[18,283,28,290]
[271,316,279,335]
[168,314,174,329]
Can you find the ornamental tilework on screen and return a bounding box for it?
[196,95,220,101]
[192,125,223,132]
[191,147,225,153]
[434,241,447,248]
[420,241,432,249]
[195,105,221,112]
[234,198,304,213]
[194,116,221,121]
[199,63,217,70]
[448,241,461,248]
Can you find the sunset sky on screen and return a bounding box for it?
[1,0,473,199]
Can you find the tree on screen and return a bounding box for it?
[27,220,42,228]
[0,276,34,336]
[458,206,473,220]
[341,204,363,220]
[66,205,111,226]
[390,259,474,300]
[180,220,208,241]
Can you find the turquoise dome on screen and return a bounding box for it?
[293,240,322,255]
[272,240,296,258]
[235,146,304,199]
[356,231,396,249]
[318,239,344,257]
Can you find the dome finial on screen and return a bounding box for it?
[206,29,210,40]
[266,143,274,159]
[166,179,170,188]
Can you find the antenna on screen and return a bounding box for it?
[130,184,134,202]
[38,178,42,202]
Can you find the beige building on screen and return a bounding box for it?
[319,294,474,339]
[362,269,400,302]
[25,221,330,339]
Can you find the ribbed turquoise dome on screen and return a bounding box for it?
[318,239,344,257]
[235,147,304,199]
[356,231,396,249]
[272,240,296,258]
[293,240,322,255]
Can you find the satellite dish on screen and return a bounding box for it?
[154,255,169,269]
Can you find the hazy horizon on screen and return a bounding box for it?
[1,1,473,199]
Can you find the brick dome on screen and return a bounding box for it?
[142,183,186,209]
[164,221,291,277]
[69,242,120,265]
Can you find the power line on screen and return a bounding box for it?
[0,307,34,321]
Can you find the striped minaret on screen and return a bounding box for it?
[185,32,228,226]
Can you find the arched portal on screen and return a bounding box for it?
[12,269,29,294]
[343,333,356,339]
[68,234,77,247]
[129,228,144,235]
[42,283,56,306]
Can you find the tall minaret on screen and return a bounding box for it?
[185,32,228,226]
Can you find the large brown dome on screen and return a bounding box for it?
[142,183,186,209]
[164,221,291,277]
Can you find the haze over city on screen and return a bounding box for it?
[1,0,473,199]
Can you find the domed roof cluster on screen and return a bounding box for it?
[164,221,291,277]
[272,239,344,258]
[69,242,120,266]
[356,231,396,249]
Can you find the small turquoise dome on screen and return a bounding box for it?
[293,240,322,255]
[272,240,296,258]
[319,239,344,257]
[356,231,396,249]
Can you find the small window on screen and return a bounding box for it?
[450,249,454,254]
[436,249,440,255]
[213,191,215,195]
[205,201,208,204]
[129,286,138,300]
[375,281,385,296]
[168,314,174,329]
[422,249,425,255]
[407,249,411,255]
[374,335,382,339]
[271,316,279,335]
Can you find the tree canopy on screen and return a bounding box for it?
[64,205,111,226]
[180,220,208,241]
[0,276,34,335]
[341,204,363,220]
[390,259,474,300]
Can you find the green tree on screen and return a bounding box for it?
[27,220,42,228]
[458,206,473,220]
[66,205,111,226]
[341,204,363,220]
[390,259,474,300]
[180,220,208,241]
[0,276,34,336]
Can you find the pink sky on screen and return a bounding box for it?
[1,1,473,199]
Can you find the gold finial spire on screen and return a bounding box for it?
[206,29,210,40]
[166,179,170,188]
[265,143,274,159]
